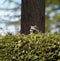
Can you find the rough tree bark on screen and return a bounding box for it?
[21,0,45,34]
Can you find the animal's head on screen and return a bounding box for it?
[30,25,39,33]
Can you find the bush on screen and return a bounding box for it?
[0,33,60,61]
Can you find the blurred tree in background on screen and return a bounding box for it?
[8,0,60,33]
[0,0,20,24]
[21,0,45,34]
[0,0,60,34]
[45,0,60,32]
[0,0,21,35]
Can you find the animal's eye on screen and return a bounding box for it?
[33,30,36,33]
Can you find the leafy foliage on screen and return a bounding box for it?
[0,33,60,61]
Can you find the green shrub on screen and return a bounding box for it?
[0,33,60,61]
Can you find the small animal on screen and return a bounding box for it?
[30,25,39,34]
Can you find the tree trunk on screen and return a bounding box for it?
[21,0,45,34]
